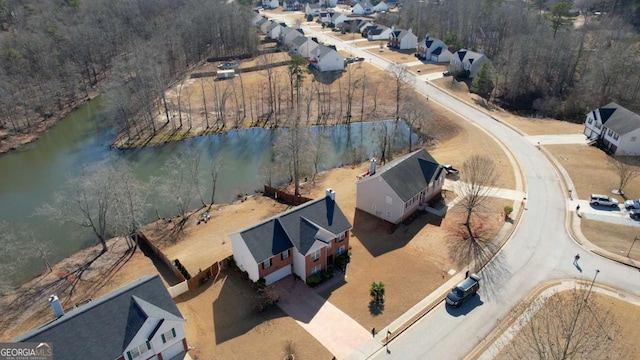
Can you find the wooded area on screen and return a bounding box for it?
[0,0,258,139]
[384,0,640,119]
[1,0,639,145]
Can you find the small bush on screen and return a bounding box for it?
[504,205,513,218]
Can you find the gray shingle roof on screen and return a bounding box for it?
[14,275,183,360]
[599,102,640,135]
[237,195,352,262]
[377,149,442,202]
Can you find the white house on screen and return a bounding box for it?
[352,0,373,15]
[417,35,453,62]
[259,18,274,33]
[356,149,446,224]
[312,45,345,72]
[330,12,349,27]
[449,49,488,78]
[318,11,333,24]
[305,3,322,16]
[373,0,389,12]
[584,102,640,156]
[231,189,352,285]
[291,36,319,58]
[280,27,305,46]
[388,28,417,50]
[262,0,279,9]
[366,25,393,41]
[252,14,265,26]
[15,275,188,360]
[266,21,284,39]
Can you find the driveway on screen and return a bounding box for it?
[572,199,640,227]
[273,276,371,360]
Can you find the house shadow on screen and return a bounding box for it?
[211,270,286,344]
[352,209,443,257]
[312,69,343,85]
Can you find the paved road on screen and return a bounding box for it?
[265,13,640,359]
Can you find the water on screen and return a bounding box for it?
[0,99,418,286]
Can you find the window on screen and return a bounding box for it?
[281,250,289,260]
[262,258,272,269]
[386,195,393,205]
[386,211,392,220]
[127,341,151,360]
[336,245,345,256]
[337,232,346,242]
[613,133,619,140]
[311,264,321,275]
[588,118,593,124]
[596,123,602,129]
[311,249,321,262]
[631,136,637,142]
[161,328,177,344]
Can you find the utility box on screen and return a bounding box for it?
[216,69,235,80]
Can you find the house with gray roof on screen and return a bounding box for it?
[388,28,417,50]
[417,35,453,62]
[449,49,488,78]
[356,149,445,224]
[311,44,345,72]
[230,189,352,285]
[584,102,640,156]
[15,275,188,360]
[291,35,319,58]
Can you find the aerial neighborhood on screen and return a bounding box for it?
[2,0,640,359]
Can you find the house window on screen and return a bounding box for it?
[596,123,602,129]
[613,133,619,140]
[311,249,321,262]
[588,118,593,124]
[281,250,289,260]
[336,245,346,256]
[262,258,272,269]
[386,195,393,205]
[632,137,637,142]
[337,232,346,242]
[127,341,151,359]
[311,264,321,275]
[161,328,177,344]
[608,129,613,136]
[386,211,392,220]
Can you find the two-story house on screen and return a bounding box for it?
[449,49,488,78]
[15,275,188,360]
[231,189,352,285]
[584,102,640,156]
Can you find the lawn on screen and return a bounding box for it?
[581,219,640,261]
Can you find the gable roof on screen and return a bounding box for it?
[236,195,352,262]
[15,275,184,360]
[599,102,640,135]
[376,149,442,202]
[292,35,311,47]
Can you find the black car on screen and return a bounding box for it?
[446,274,481,307]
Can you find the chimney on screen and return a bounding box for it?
[326,188,336,201]
[49,295,64,318]
[369,158,376,175]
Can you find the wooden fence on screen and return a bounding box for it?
[137,232,186,283]
[264,185,313,206]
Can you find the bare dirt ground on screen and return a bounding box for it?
[494,291,640,360]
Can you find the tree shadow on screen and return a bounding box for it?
[311,70,344,85]
[368,300,385,316]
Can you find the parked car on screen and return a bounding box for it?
[442,70,452,77]
[589,194,619,207]
[217,62,238,70]
[630,209,640,220]
[624,199,640,211]
[446,274,481,307]
[442,164,459,176]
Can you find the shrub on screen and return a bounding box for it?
[504,205,513,218]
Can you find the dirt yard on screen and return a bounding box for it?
[494,291,640,360]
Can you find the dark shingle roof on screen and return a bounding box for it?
[599,102,640,135]
[377,149,442,202]
[15,275,184,360]
[238,195,352,261]
[431,46,443,55]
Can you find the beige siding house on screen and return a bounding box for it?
[355,149,445,224]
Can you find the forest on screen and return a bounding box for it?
[0,0,639,144]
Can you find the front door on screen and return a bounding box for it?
[327,254,334,266]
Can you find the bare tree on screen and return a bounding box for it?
[158,151,202,226]
[608,155,640,196]
[110,160,151,250]
[386,63,414,122]
[504,286,625,359]
[36,161,119,253]
[451,155,498,270]
[400,92,430,152]
[209,156,226,208]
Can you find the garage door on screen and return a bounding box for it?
[264,265,291,286]
[162,341,185,360]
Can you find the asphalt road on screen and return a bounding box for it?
[268,14,640,359]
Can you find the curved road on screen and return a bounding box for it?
[269,14,640,359]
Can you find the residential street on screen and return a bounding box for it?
[265,13,640,359]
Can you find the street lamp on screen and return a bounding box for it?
[585,269,600,302]
[627,236,639,258]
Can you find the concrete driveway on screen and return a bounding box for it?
[272,276,371,360]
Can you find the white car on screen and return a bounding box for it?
[589,194,619,208]
[624,199,640,211]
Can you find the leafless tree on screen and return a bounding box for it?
[157,151,202,225]
[386,63,414,122]
[450,155,498,270]
[400,92,430,152]
[504,286,625,359]
[608,155,640,196]
[36,161,119,253]
[209,156,227,208]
